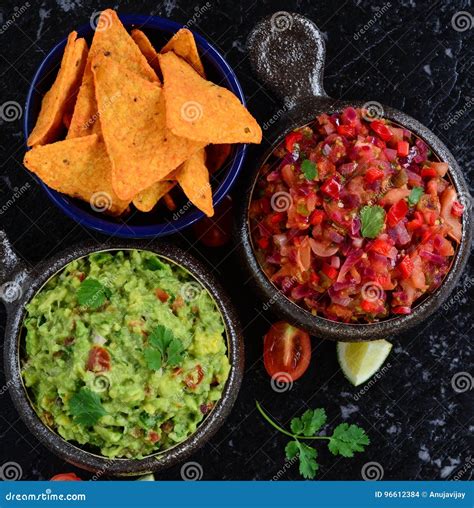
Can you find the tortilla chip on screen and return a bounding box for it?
[27,32,88,146]
[67,9,158,139]
[161,28,205,77]
[133,180,176,212]
[159,52,262,144]
[131,29,161,77]
[206,143,232,173]
[175,150,213,217]
[93,55,205,200]
[23,134,129,216]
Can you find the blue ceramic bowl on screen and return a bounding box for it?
[24,14,247,238]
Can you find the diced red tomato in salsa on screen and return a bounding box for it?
[249,107,461,322]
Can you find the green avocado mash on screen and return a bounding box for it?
[21,250,230,459]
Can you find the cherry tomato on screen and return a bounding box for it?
[263,322,311,382]
[192,195,232,247]
[370,120,392,141]
[86,346,111,372]
[285,131,303,153]
[51,473,82,481]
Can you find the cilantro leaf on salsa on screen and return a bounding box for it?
[301,159,318,180]
[76,279,111,309]
[69,387,106,426]
[408,186,424,206]
[360,205,385,238]
[145,325,185,370]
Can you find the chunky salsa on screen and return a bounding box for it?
[22,250,230,458]
[249,107,463,322]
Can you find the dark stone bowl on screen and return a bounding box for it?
[235,13,472,342]
[1,234,244,476]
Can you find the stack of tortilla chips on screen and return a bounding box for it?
[24,9,262,217]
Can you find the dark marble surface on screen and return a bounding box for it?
[0,0,472,481]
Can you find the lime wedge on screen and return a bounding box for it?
[337,339,392,386]
[136,473,155,481]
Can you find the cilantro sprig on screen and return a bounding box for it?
[408,186,424,206]
[77,278,111,309]
[359,205,386,239]
[69,387,107,426]
[144,325,185,370]
[256,401,369,479]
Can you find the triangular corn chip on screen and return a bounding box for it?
[133,180,176,212]
[67,9,158,139]
[23,134,129,215]
[93,55,204,201]
[27,32,88,146]
[159,52,262,144]
[161,28,205,77]
[175,150,214,217]
[131,29,161,77]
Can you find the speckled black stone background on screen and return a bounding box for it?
[0,0,472,481]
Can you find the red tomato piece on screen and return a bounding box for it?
[365,167,384,184]
[370,120,392,141]
[263,322,311,382]
[398,256,414,279]
[51,473,82,481]
[337,124,355,137]
[310,209,325,225]
[322,264,338,279]
[451,201,464,217]
[397,140,410,157]
[184,365,204,389]
[285,131,303,153]
[371,238,392,256]
[387,199,409,227]
[320,177,341,200]
[155,288,169,303]
[421,167,437,178]
[361,300,379,313]
[86,346,111,372]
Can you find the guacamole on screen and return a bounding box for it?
[21,250,230,459]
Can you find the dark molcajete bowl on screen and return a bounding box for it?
[1,231,244,476]
[235,13,472,342]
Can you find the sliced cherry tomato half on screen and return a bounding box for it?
[192,195,232,247]
[86,346,111,372]
[263,322,311,382]
[51,473,82,481]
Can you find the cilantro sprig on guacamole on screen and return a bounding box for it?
[21,250,230,459]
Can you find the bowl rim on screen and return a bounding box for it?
[4,241,244,475]
[236,100,473,341]
[24,13,248,239]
